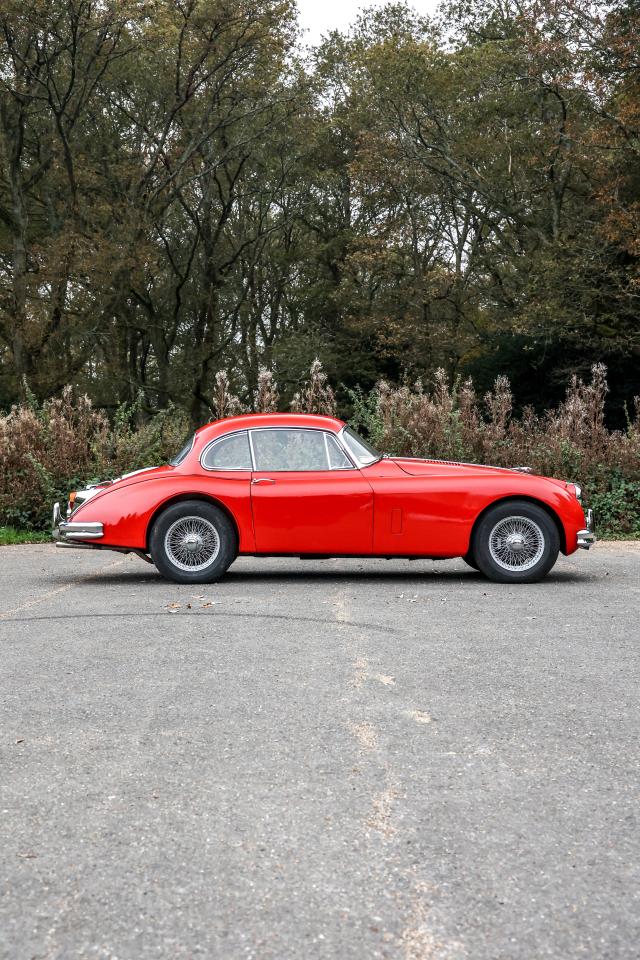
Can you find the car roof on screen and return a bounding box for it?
[194,412,346,442]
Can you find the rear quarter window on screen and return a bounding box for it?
[202,432,252,470]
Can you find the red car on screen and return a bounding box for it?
[52,413,595,584]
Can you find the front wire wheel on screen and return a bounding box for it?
[472,500,560,583]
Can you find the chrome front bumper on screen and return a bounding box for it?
[577,508,596,549]
[52,502,103,546]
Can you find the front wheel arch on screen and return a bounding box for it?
[468,495,566,558]
[145,493,240,554]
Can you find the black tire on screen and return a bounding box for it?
[462,552,479,571]
[472,500,560,584]
[149,500,237,584]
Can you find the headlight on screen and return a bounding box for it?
[573,483,582,501]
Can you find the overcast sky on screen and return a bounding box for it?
[297,0,440,45]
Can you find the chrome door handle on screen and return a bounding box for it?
[251,478,276,484]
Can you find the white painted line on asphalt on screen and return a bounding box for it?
[0,555,130,619]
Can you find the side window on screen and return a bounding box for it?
[252,429,331,471]
[202,431,252,470]
[326,434,353,469]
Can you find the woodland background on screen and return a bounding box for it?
[0,0,639,534]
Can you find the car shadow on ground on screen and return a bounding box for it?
[45,563,591,587]
[225,566,589,584]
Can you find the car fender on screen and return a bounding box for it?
[69,474,255,552]
[466,481,586,556]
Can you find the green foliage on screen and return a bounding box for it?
[346,386,385,447]
[590,478,640,539]
[0,388,189,530]
[0,527,50,545]
[2,366,638,538]
[349,364,640,537]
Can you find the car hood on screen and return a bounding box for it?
[390,457,565,486]
[391,457,511,476]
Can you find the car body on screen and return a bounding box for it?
[52,413,595,583]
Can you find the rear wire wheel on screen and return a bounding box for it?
[149,500,237,584]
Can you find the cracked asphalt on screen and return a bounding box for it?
[1,542,639,960]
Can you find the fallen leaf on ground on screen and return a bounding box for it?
[409,710,435,724]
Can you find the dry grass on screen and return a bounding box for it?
[1,364,638,534]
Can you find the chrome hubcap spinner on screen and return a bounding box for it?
[164,516,220,572]
[488,516,545,572]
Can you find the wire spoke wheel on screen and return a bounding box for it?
[164,516,221,572]
[488,515,545,572]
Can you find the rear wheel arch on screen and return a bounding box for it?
[146,493,240,554]
[469,495,567,556]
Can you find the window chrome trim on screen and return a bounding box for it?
[248,426,357,472]
[338,426,383,467]
[325,430,356,470]
[200,430,254,472]
[333,430,358,468]
[247,429,257,470]
[323,431,331,466]
[170,432,196,467]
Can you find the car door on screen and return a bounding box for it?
[249,428,373,554]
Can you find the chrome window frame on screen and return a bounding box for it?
[324,431,355,470]
[249,426,358,472]
[200,426,358,472]
[338,425,383,467]
[200,430,254,472]
[170,432,196,467]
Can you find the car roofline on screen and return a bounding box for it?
[194,412,346,440]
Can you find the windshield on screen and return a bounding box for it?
[341,426,382,466]
[170,434,195,466]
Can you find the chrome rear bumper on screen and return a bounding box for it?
[52,502,103,545]
[577,508,596,549]
[51,502,152,562]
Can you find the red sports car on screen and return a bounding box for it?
[52,413,595,584]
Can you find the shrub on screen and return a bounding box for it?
[0,389,189,530]
[590,477,640,538]
[349,364,640,536]
[290,359,337,416]
[254,368,279,413]
[1,363,638,536]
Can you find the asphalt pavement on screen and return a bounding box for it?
[1,543,639,960]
